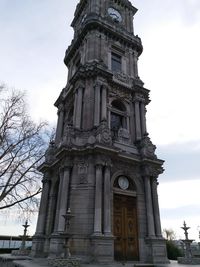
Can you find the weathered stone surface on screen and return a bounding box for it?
[31,0,168,264]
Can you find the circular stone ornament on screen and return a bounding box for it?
[118,176,129,190]
[108,7,122,22]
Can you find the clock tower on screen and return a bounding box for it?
[32,0,169,264]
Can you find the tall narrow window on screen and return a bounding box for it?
[110,100,127,140]
[111,52,122,72]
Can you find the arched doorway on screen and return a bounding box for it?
[113,176,139,261]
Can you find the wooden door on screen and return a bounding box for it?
[114,194,139,261]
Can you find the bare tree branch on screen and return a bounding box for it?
[0,84,50,213]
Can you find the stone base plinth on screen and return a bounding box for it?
[145,237,169,264]
[178,257,200,265]
[91,235,114,263]
[48,257,80,267]
[12,250,30,256]
[0,254,30,267]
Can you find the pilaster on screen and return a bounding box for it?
[93,164,103,235]
[75,86,84,129]
[134,100,142,141]
[55,104,64,143]
[152,178,162,237]
[101,85,107,121]
[94,83,101,127]
[140,102,147,136]
[104,166,112,236]
[35,173,50,235]
[144,176,155,237]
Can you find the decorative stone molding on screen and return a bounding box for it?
[109,87,132,102]
[133,92,145,102]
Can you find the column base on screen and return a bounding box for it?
[90,235,114,263]
[145,237,169,264]
[48,233,65,258]
[31,234,46,257]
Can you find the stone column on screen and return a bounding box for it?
[101,85,107,121]
[129,11,134,33]
[73,91,78,126]
[134,100,142,141]
[94,83,101,127]
[75,86,83,129]
[144,176,155,237]
[53,170,64,232]
[55,104,64,143]
[104,166,112,235]
[152,178,162,237]
[35,173,50,235]
[140,102,147,136]
[133,51,139,78]
[57,167,71,233]
[45,188,57,236]
[94,164,103,235]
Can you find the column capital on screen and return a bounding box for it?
[133,93,145,103]
[42,172,51,184]
[75,84,84,92]
[95,163,103,170]
[57,103,65,113]
[59,165,72,174]
[94,82,102,89]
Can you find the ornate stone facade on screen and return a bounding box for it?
[32,0,169,264]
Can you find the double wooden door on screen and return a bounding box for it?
[114,194,139,261]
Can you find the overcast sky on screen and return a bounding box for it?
[0,0,200,240]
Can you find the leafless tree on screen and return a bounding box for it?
[163,228,176,240]
[0,84,49,213]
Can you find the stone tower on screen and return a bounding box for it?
[32,0,168,264]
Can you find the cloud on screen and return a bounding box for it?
[156,141,200,182]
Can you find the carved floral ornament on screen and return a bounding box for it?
[109,88,131,101]
[133,93,145,102]
[142,164,164,177]
[139,134,157,159]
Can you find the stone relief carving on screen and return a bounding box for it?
[96,121,112,145]
[142,164,164,177]
[114,72,130,84]
[139,134,157,159]
[77,161,89,184]
[117,128,130,144]
[109,87,132,101]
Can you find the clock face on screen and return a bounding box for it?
[118,176,129,190]
[108,7,122,22]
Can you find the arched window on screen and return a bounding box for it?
[110,100,127,139]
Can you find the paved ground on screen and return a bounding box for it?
[1,255,199,267]
[12,259,200,267]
